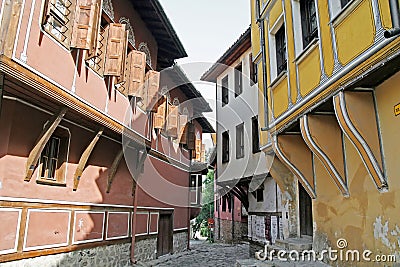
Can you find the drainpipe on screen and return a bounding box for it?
[231,193,235,242]
[384,0,400,38]
[257,8,269,129]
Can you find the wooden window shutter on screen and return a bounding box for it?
[166,104,178,138]
[187,123,196,150]
[70,0,101,50]
[41,0,53,25]
[145,71,160,111]
[103,23,127,76]
[195,139,202,160]
[201,144,206,162]
[178,114,188,144]
[154,98,166,129]
[124,50,146,97]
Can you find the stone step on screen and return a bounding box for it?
[274,237,313,251]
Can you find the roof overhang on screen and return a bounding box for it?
[130,0,187,69]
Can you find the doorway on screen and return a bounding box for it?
[157,212,173,257]
[299,182,313,237]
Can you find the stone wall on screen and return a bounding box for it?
[215,219,247,243]
[0,243,131,267]
[134,236,157,262]
[173,231,188,253]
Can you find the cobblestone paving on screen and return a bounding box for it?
[135,241,250,267]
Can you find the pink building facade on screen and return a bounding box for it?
[0,0,213,265]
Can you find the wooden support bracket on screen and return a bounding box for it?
[25,107,67,181]
[106,148,124,193]
[73,128,103,191]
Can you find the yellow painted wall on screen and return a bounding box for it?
[334,1,375,66]
[272,77,289,118]
[311,73,400,265]
[317,0,335,77]
[298,45,321,97]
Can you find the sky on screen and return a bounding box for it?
[158,0,251,149]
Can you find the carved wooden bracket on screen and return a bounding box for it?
[333,90,387,191]
[300,114,349,197]
[272,135,316,199]
[106,148,124,193]
[25,107,67,181]
[73,128,103,191]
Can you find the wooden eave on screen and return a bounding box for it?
[0,56,150,148]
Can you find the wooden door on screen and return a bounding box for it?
[157,213,173,257]
[299,182,313,237]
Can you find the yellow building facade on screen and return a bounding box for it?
[251,0,400,264]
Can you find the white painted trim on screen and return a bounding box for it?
[105,211,130,240]
[148,212,159,235]
[0,196,134,209]
[334,91,386,187]
[0,208,22,255]
[71,49,80,93]
[272,136,316,198]
[301,115,349,196]
[137,206,174,211]
[9,56,149,143]
[135,211,149,236]
[20,0,36,62]
[12,0,27,59]
[23,209,71,251]
[330,0,362,27]
[72,211,105,245]
[174,227,188,232]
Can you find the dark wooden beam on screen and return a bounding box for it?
[73,129,103,190]
[25,107,68,181]
[106,149,124,193]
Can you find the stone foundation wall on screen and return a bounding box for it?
[215,219,247,243]
[134,236,157,262]
[0,243,131,267]
[173,231,188,253]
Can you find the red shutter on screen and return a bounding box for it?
[103,23,127,76]
[178,114,188,144]
[187,123,195,150]
[126,50,146,97]
[145,70,160,111]
[154,98,166,129]
[166,105,178,138]
[70,0,101,50]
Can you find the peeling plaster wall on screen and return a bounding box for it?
[311,72,400,265]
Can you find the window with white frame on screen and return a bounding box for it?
[328,0,355,19]
[300,0,318,49]
[221,75,229,106]
[236,123,244,159]
[291,0,319,56]
[268,16,287,81]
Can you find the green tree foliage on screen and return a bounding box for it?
[193,169,214,240]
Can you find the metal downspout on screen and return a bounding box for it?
[385,0,400,38]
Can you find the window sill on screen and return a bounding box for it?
[36,178,67,187]
[330,0,362,28]
[270,70,287,89]
[294,38,319,65]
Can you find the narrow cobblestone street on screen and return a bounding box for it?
[135,241,249,267]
